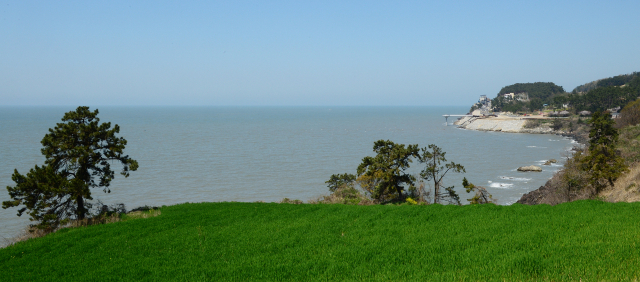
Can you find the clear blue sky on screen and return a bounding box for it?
[1,0,639,106]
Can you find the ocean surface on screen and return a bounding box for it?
[0,106,575,244]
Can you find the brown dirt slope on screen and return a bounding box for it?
[601,164,640,202]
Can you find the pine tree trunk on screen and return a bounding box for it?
[77,195,86,220]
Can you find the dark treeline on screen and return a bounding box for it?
[569,76,640,112]
[492,82,564,113]
[573,72,640,93]
[491,73,640,113]
[498,82,565,101]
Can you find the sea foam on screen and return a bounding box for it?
[499,176,531,181]
[488,182,514,189]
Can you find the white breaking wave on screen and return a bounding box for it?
[499,176,531,181]
[488,182,514,189]
[527,146,547,148]
[534,160,563,166]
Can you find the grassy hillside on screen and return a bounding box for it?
[2,201,640,281]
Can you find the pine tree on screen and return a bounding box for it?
[3,107,138,230]
[356,140,419,202]
[582,111,627,194]
[418,144,465,204]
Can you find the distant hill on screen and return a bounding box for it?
[571,75,640,112]
[491,82,565,112]
[572,72,640,93]
[497,82,565,101]
[489,73,640,113]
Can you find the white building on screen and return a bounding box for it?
[478,95,490,104]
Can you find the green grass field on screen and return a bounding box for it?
[2,201,640,281]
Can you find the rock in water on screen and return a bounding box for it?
[549,159,557,163]
[517,165,542,172]
[543,161,551,166]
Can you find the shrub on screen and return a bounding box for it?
[617,99,640,128]
[315,185,373,205]
[325,173,356,192]
[462,178,495,204]
[279,198,303,204]
[560,149,594,201]
[406,181,431,204]
[551,118,563,131]
[617,124,640,164]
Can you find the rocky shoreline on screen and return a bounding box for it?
[455,115,553,133]
[455,114,589,205]
[516,178,556,205]
[455,115,589,143]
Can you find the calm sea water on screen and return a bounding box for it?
[0,106,574,243]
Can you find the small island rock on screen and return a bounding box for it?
[549,159,557,163]
[517,165,542,172]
